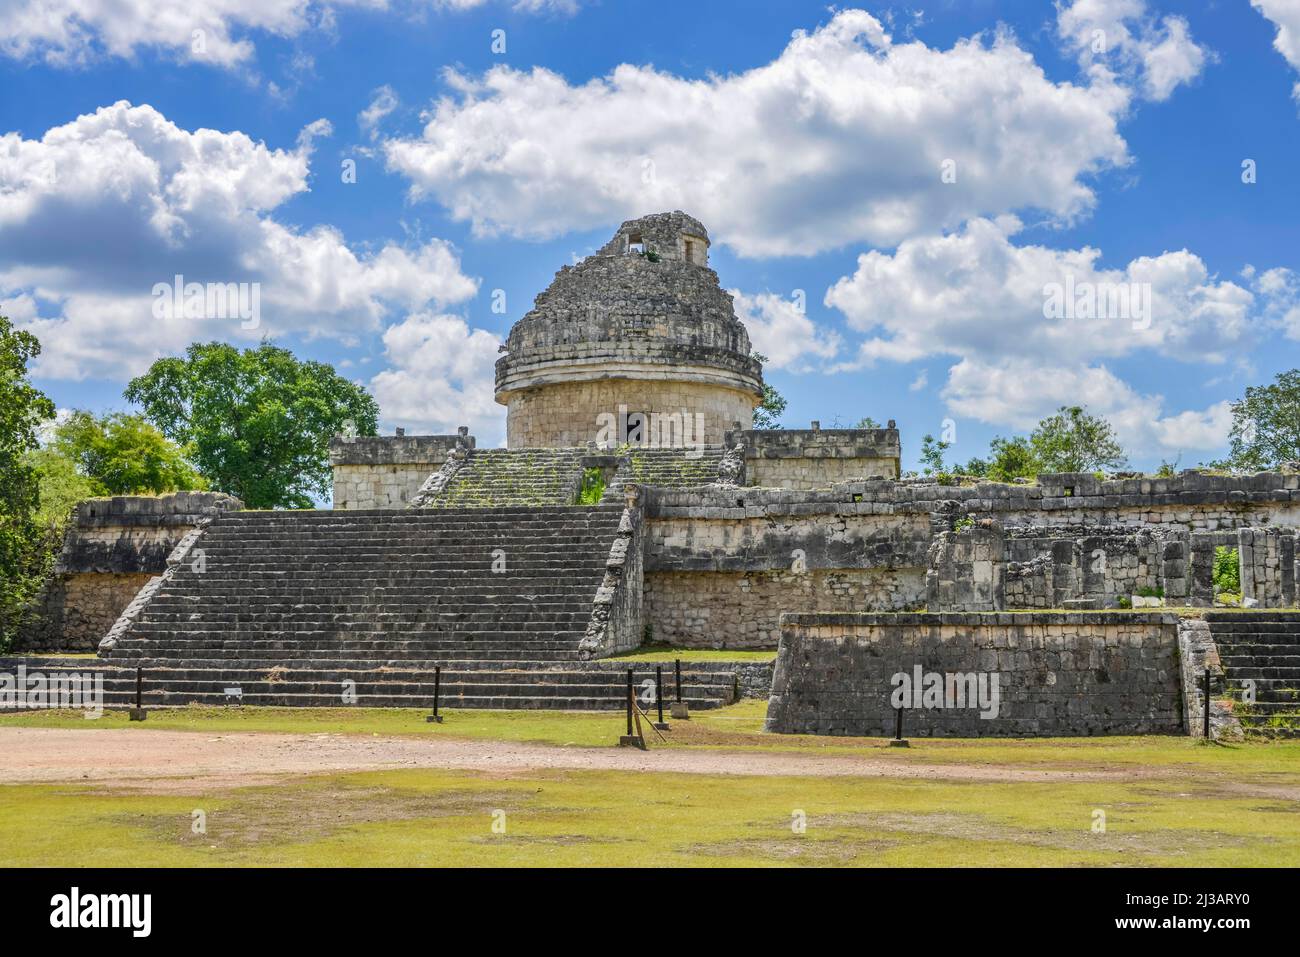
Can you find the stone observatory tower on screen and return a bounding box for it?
[495,211,765,449]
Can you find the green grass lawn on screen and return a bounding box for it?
[3,701,1298,866]
[2,761,1297,867]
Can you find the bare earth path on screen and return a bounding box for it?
[0,726,1179,793]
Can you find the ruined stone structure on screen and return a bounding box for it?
[9,211,1300,736]
[495,212,764,448]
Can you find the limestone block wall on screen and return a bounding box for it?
[505,377,756,449]
[329,434,469,509]
[645,568,926,648]
[736,428,901,489]
[926,525,1006,611]
[642,487,931,647]
[15,492,242,653]
[1239,527,1296,607]
[765,612,1183,736]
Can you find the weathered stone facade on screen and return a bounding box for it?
[495,212,764,449]
[330,433,470,509]
[646,568,925,648]
[765,612,1184,736]
[735,427,901,488]
[16,492,242,652]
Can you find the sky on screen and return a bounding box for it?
[2,0,1299,473]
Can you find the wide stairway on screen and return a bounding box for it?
[602,446,726,501]
[1207,611,1300,737]
[424,449,591,507]
[6,506,737,711]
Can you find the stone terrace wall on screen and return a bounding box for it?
[16,492,242,653]
[1239,527,1296,608]
[765,612,1183,737]
[644,485,931,647]
[732,428,901,489]
[646,568,925,648]
[330,434,471,509]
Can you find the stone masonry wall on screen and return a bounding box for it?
[15,492,242,653]
[644,496,930,647]
[329,434,469,509]
[765,612,1183,736]
[1239,527,1296,607]
[506,377,756,449]
[735,428,901,489]
[646,568,926,648]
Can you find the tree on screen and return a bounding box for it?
[854,417,881,429]
[50,411,207,495]
[750,352,787,430]
[985,435,1039,482]
[918,433,950,476]
[0,316,56,644]
[1210,369,1300,472]
[1028,406,1126,473]
[125,342,378,508]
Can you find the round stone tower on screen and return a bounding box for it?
[495,211,765,449]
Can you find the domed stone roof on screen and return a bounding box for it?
[494,212,764,404]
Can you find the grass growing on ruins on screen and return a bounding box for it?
[2,760,1299,867]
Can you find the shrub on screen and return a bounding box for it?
[576,467,606,505]
[1213,546,1241,595]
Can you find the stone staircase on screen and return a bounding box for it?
[1206,611,1300,737]
[603,446,726,501]
[422,449,590,507]
[1,505,738,712]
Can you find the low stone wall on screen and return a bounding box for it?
[646,568,925,648]
[1239,527,1296,608]
[16,492,242,653]
[765,612,1183,737]
[330,434,471,509]
[735,428,900,488]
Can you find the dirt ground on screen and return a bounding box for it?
[0,726,1271,794]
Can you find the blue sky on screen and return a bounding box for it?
[2,0,1299,473]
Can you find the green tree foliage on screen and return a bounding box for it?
[50,411,207,495]
[1213,546,1241,596]
[985,435,1039,482]
[918,433,950,476]
[1028,405,1127,473]
[1210,369,1300,472]
[0,316,56,644]
[125,342,379,508]
[750,352,787,429]
[23,448,100,529]
[854,417,881,429]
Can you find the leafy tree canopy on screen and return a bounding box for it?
[1028,405,1127,473]
[50,411,207,495]
[0,316,56,642]
[1209,369,1300,472]
[125,342,378,508]
[750,352,787,430]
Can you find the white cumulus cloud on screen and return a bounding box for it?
[0,101,478,380]
[1057,0,1211,102]
[1252,0,1300,100]
[368,312,504,440]
[730,290,841,372]
[383,8,1132,257]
